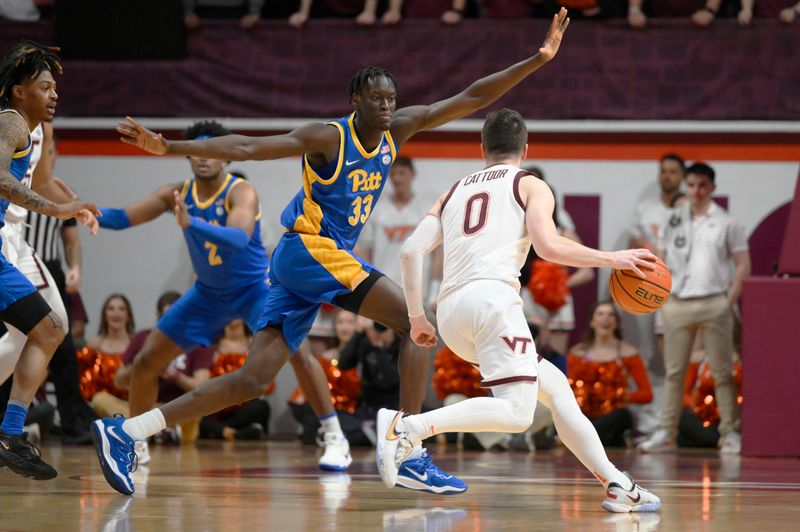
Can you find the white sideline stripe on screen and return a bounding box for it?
[54,117,800,134]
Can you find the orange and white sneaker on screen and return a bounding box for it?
[602,472,661,513]
[377,408,415,488]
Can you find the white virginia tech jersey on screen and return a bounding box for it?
[5,124,44,223]
[438,164,533,300]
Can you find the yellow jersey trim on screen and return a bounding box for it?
[193,173,233,209]
[347,113,382,159]
[385,130,397,162]
[303,122,345,186]
[179,180,191,201]
[224,177,245,213]
[224,177,263,221]
[298,233,369,290]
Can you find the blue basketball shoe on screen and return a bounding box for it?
[377,408,468,495]
[396,452,468,495]
[91,416,137,495]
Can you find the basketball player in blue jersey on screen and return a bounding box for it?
[0,41,99,480]
[94,120,351,480]
[96,10,571,496]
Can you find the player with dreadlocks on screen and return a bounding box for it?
[0,40,99,480]
[94,11,570,496]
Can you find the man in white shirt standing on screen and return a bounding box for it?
[638,162,751,455]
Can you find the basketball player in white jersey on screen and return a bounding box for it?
[378,109,661,513]
[0,123,98,384]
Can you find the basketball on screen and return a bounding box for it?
[609,257,672,315]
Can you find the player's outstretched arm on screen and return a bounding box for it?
[522,176,655,276]
[390,8,570,144]
[98,182,182,230]
[118,118,339,162]
[0,114,100,221]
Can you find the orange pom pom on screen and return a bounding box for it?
[527,260,569,312]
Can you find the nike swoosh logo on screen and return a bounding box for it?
[404,468,428,482]
[385,410,405,441]
[107,426,128,445]
[345,159,360,166]
[0,440,9,450]
[627,492,641,503]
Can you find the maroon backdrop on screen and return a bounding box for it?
[563,195,600,347]
[0,19,797,119]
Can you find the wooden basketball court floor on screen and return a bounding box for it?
[2,440,799,531]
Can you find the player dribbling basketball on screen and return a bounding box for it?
[379,109,662,513]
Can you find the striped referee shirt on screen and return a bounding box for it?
[24,211,76,265]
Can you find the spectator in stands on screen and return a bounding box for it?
[183,0,263,29]
[338,317,401,421]
[567,301,653,447]
[690,0,740,26]
[356,0,404,24]
[639,162,750,455]
[289,0,396,27]
[402,0,471,24]
[201,319,271,441]
[289,310,367,445]
[779,0,800,21]
[79,294,134,418]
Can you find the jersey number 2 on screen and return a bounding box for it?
[204,242,223,266]
[348,194,374,226]
[463,192,490,236]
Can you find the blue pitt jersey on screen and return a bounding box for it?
[280,113,397,250]
[180,174,269,292]
[0,109,33,229]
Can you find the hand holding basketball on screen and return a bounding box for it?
[609,255,672,315]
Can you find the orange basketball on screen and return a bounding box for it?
[609,257,672,315]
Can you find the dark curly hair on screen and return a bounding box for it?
[183,120,231,141]
[0,40,62,107]
[348,66,397,99]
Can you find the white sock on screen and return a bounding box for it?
[122,409,167,441]
[536,359,632,490]
[319,413,343,436]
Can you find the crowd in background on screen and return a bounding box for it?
[2,0,799,27]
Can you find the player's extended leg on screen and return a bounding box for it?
[289,343,352,471]
[128,329,184,417]
[353,275,467,494]
[0,305,64,480]
[379,380,538,487]
[535,359,661,513]
[91,326,291,495]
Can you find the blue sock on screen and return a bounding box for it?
[1,401,29,436]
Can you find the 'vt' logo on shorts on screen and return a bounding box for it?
[502,336,532,356]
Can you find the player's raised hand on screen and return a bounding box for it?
[173,191,191,229]
[538,7,570,62]
[75,208,99,235]
[117,116,168,155]
[409,314,437,348]
[611,249,657,278]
